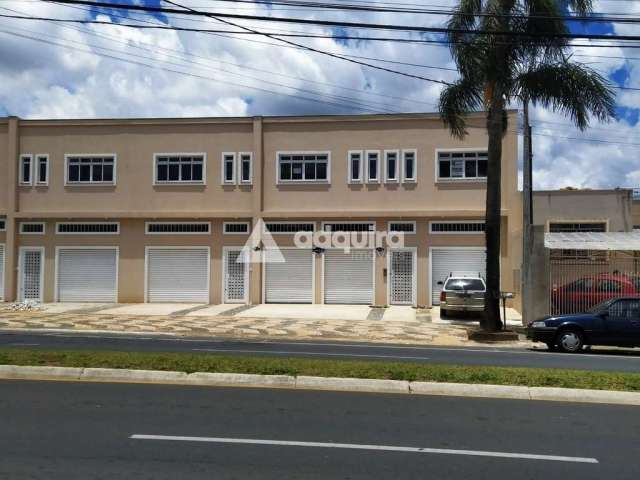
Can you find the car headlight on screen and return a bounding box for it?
[531,321,547,328]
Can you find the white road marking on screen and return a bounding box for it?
[4,343,40,346]
[130,434,598,464]
[192,348,429,361]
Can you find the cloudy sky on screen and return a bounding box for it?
[0,0,638,190]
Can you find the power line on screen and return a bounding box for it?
[160,0,451,86]
[533,132,640,147]
[7,12,640,50]
[37,0,640,42]
[0,27,399,113]
[0,7,439,109]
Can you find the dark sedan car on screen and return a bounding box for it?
[527,296,640,353]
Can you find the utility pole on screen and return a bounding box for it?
[522,100,533,324]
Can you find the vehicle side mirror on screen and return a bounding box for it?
[437,281,444,286]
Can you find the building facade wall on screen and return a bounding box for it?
[533,189,634,232]
[1,112,521,307]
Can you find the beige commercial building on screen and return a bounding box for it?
[0,112,522,308]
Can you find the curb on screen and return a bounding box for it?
[1,365,639,406]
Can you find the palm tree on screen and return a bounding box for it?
[439,0,616,331]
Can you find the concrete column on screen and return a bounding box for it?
[249,116,263,305]
[4,117,19,301]
[526,225,549,324]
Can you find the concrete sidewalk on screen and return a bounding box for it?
[0,303,528,347]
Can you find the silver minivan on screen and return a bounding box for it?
[439,274,486,318]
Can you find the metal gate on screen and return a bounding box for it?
[389,249,415,305]
[549,250,640,314]
[19,247,43,302]
[223,248,248,303]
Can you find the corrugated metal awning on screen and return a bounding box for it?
[544,231,640,251]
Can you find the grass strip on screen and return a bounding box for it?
[1,348,639,392]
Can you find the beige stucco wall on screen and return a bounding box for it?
[0,122,8,214]
[533,189,634,232]
[17,121,255,216]
[633,200,640,229]
[2,112,522,306]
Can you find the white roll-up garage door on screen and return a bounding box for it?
[264,249,313,303]
[430,247,485,305]
[324,249,374,304]
[57,248,118,302]
[147,248,209,303]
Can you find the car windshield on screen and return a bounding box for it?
[445,278,485,291]
[588,299,615,314]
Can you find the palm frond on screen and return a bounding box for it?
[439,78,484,139]
[515,61,616,129]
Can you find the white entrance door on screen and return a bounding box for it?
[57,248,118,302]
[430,247,486,305]
[146,247,210,303]
[324,249,374,304]
[264,249,313,303]
[19,247,44,302]
[223,248,248,303]
[389,249,416,305]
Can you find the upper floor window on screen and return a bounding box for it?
[57,222,119,235]
[154,154,204,184]
[19,154,32,185]
[278,152,329,183]
[239,153,253,184]
[384,150,399,183]
[348,150,363,183]
[36,154,49,186]
[66,155,116,185]
[146,222,211,234]
[222,153,236,184]
[366,150,380,183]
[0,218,6,231]
[402,149,417,182]
[265,222,315,234]
[437,151,487,181]
[430,221,485,234]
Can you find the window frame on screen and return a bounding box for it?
[223,221,251,235]
[239,152,253,185]
[435,148,488,183]
[384,149,400,183]
[19,154,33,186]
[263,221,316,235]
[64,153,117,186]
[276,151,331,184]
[35,154,49,186]
[153,153,206,186]
[221,152,236,185]
[429,221,485,234]
[387,220,416,234]
[365,150,380,183]
[347,150,363,184]
[322,221,375,232]
[548,221,608,233]
[402,149,417,183]
[56,222,120,235]
[19,222,45,235]
[145,221,212,235]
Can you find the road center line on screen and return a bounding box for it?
[192,348,429,361]
[130,434,598,464]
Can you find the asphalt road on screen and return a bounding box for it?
[1,380,638,479]
[2,330,640,372]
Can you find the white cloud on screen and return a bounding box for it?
[0,0,638,189]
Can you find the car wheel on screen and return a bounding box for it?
[556,329,584,353]
[440,309,448,318]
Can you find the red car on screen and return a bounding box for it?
[551,274,640,314]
